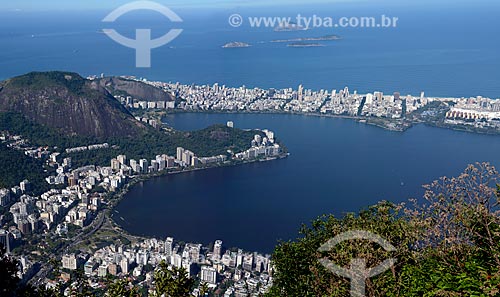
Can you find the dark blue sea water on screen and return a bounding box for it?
[2,2,500,252]
[115,113,500,252]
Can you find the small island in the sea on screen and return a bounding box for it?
[272,34,341,43]
[274,22,307,32]
[222,42,252,48]
[287,42,325,48]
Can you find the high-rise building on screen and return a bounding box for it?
[166,157,176,168]
[165,237,174,257]
[243,254,253,271]
[84,261,96,276]
[176,147,185,161]
[111,159,120,171]
[182,150,194,166]
[139,159,148,173]
[213,240,223,261]
[171,253,182,268]
[0,189,10,207]
[254,135,262,145]
[200,266,217,285]
[120,258,129,274]
[343,86,350,98]
[98,264,108,277]
[0,230,10,253]
[62,157,72,168]
[20,180,31,193]
[298,84,304,101]
[374,91,383,101]
[108,263,118,276]
[62,254,77,270]
[158,159,166,171]
[130,159,137,170]
[236,249,243,268]
[117,155,127,165]
[365,94,374,105]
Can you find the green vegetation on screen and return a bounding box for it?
[5,71,86,95]
[0,112,93,149]
[267,163,500,296]
[68,124,261,167]
[151,261,195,297]
[0,112,261,190]
[0,112,259,160]
[0,143,51,194]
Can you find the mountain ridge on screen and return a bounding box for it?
[0,71,147,138]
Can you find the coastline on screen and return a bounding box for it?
[161,109,500,135]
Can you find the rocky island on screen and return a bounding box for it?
[222,42,251,48]
[274,22,307,32]
[287,42,325,48]
[272,34,341,43]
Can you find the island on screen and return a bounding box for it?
[272,34,341,43]
[287,42,325,48]
[274,22,307,32]
[222,42,251,48]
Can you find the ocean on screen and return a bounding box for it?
[1,2,500,97]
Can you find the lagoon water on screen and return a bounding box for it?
[115,113,500,252]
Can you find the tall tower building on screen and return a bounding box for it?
[298,84,304,101]
[0,230,10,253]
[176,147,185,161]
[165,237,174,257]
[213,240,223,261]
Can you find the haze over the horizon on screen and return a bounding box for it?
[2,0,496,11]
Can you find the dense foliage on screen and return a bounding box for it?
[268,163,500,296]
[4,71,87,94]
[0,112,93,149]
[0,143,51,194]
[0,112,261,189]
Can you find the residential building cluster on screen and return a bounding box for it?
[114,95,175,111]
[119,77,436,120]
[61,237,273,296]
[235,130,282,160]
[1,131,53,159]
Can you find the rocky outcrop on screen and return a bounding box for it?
[98,77,175,102]
[0,71,147,138]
